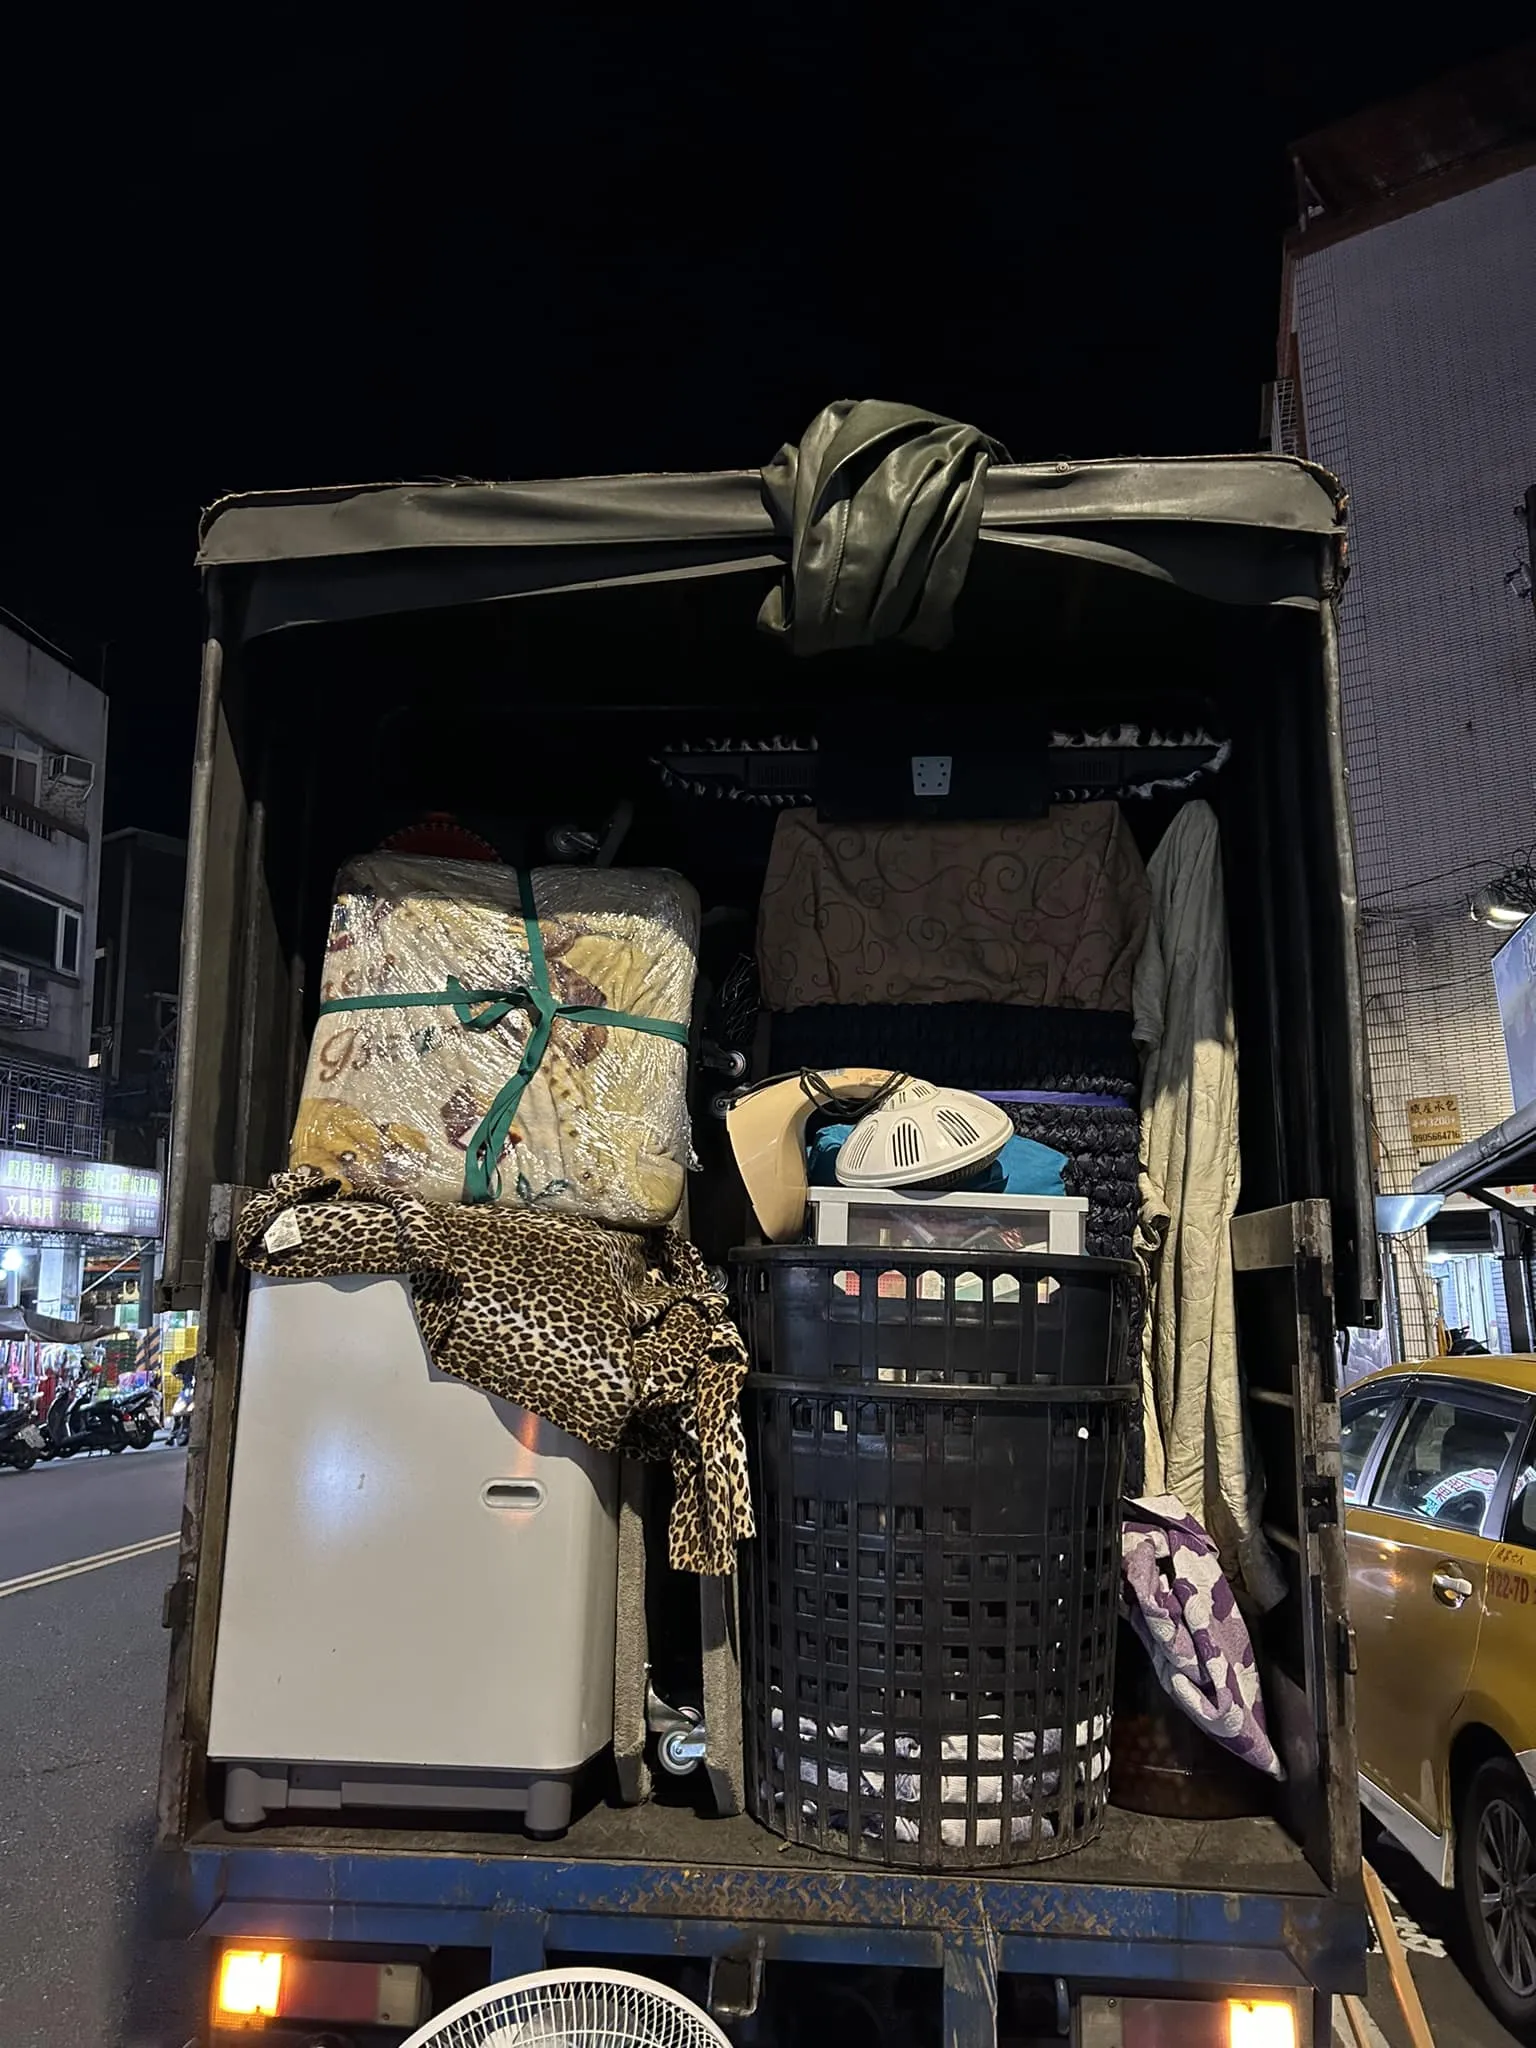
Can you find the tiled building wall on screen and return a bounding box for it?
[1289,169,1536,1350]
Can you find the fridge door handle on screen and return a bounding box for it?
[482,1478,546,1512]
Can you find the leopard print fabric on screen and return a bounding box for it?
[237,1167,753,1574]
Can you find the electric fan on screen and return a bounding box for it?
[834,1078,1013,1190]
[400,1967,733,2048]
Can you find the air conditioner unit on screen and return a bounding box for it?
[0,963,30,995]
[47,754,94,788]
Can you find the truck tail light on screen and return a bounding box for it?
[214,1946,427,2029]
[215,1949,283,2021]
[1228,2000,1299,2048]
[1080,1991,1302,2047]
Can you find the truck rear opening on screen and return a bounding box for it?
[157,446,1369,2045]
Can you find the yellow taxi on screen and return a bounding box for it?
[1342,1353,1536,2031]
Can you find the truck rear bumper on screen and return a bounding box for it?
[166,1841,1367,2003]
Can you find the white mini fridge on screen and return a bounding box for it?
[208,1272,619,1835]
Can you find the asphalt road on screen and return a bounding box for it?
[0,1442,1526,2047]
[1349,1829,1525,2048]
[0,1443,200,2048]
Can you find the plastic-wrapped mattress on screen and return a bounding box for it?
[290,854,698,1228]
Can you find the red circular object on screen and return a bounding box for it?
[378,813,502,861]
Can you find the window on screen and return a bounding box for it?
[1373,1396,1519,1534]
[1505,1428,1536,1551]
[1340,1394,1400,1503]
[0,879,83,975]
[0,728,42,807]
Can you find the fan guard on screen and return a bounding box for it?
[401,1967,732,2048]
[834,1079,1012,1191]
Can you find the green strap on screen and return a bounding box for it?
[317,867,688,1203]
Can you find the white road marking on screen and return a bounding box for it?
[0,1532,178,1600]
[1335,1998,1393,2047]
[1383,1884,1448,1959]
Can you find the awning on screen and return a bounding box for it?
[196,454,1346,642]
[1411,1099,1536,1196]
[0,1305,118,1343]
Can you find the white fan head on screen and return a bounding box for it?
[835,1079,1012,1191]
[401,1968,732,2048]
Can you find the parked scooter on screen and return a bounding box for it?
[167,1380,193,1448]
[114,1384,160,1450]
[41,1376,158,1458]
[42,1378,120,1457]
[0,1401,45,1472]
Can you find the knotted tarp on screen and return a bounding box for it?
[759,399,1008,654]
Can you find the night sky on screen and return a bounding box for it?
[1,10,1528,836]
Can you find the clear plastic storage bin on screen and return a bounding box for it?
[806,1186,1086,1256]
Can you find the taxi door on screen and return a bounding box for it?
[1347,1378,1526,1837]
[1462,1417,1536,1767]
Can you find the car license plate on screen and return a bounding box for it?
[19,1425,44,1448]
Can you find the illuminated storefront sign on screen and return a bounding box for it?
[0,1150,163,1236]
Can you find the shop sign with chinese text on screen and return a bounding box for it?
[1407,1094,1464,1148]
[0,1151,163,1235]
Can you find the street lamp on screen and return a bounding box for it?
[1472,856,1536,928]
[1471,888,1532,930]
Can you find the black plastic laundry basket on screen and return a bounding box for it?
[733,1243,1135,1389]
[734,1246,1136,1871]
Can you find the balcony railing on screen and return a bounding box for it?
[0,796,57,841]
[0,981,50,1030]
[0,1056,102,1155]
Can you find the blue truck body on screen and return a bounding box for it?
[173,1838,1363,2041]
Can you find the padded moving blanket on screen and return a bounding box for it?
[758,805,1149,1012]
[291,854,699,1228]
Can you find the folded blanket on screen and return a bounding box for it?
[237,1168,752,1575]
[291,854,699,1228]
[770,1000,1142,1095]
[1120,1494,1283,1779]
[758,807,1149,1013]
[992,1099,1141,1261]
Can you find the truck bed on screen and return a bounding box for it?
[190,1798,1326,1895]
